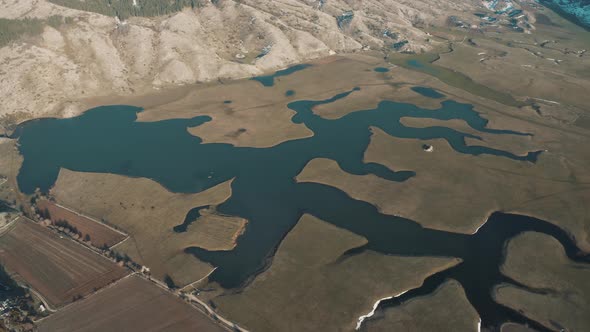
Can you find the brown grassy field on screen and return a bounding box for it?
[51,169,247,287]
[37,274,225,332]
[432,12,590,116]
[360,279,479,331]
[494,232,590,332]
[297,124,590,249]
[212,214,459,332]
[36,199,126,248]
[0,217,129,308]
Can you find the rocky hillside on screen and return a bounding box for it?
[0,0,486,128]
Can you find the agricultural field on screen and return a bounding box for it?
[51,169,247,287]
[36,199,127,248]
[0,217,129,309]
[37,274,225,332]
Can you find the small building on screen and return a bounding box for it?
[422,144,434,152]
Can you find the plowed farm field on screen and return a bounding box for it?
[0,218,129,308]
[36,199,126,248]
[37,274,225,332]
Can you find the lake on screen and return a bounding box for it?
[14,81,585,330]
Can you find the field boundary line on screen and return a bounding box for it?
[23,285,58,314]
[33,272,137,323]
[0,178,7,186]
[17,217,133,314]
[109,235,131,250]
[135,273,247,332]
[0,215,21,236]
[27,216,121,262]
[52,202,128,237]
[179,267,217,291]
[186,292,248,332]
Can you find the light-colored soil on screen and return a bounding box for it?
[360,279,479,332]
[0,217,129,308]
[50,169,246,287]
[36,199,127,248]
[212,214,460,332]
[494,232,590,332]
[37,274,225,332]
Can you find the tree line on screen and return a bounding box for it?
[0,16,70,48]
[48,0,206,19]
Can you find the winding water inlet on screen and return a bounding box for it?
[13,82,587,330]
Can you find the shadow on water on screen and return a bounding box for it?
[250,64,312,87]
[13,82,580,330]
[411,86,446,99]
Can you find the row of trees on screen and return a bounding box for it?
[48,0,206,19]
[52,219,86,239]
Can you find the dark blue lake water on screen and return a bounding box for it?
[411,86,445,99]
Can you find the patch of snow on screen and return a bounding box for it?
[355,290,409,330]
[471,215,490,235]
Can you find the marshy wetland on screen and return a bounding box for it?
[11,55,590,331]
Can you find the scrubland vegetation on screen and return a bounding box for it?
[48,0,205,18]
[0,16,70,48]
